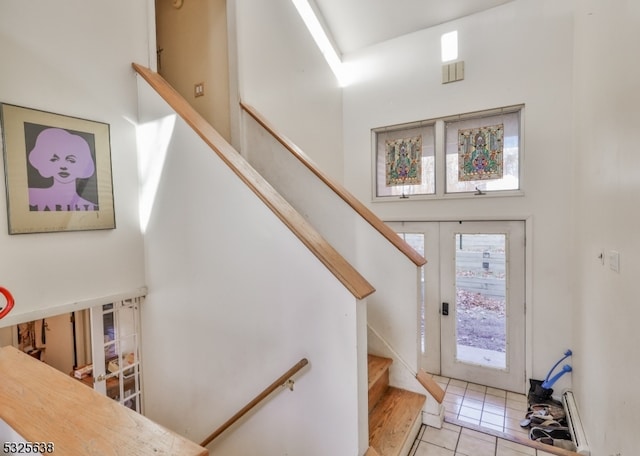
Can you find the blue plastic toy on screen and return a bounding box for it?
[541,349,572,389]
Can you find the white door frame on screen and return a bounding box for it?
[388,218,533,393]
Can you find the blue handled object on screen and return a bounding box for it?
[544,349,572,383]
[542,364,572,389]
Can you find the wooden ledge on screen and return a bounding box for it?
[0,346,207,455]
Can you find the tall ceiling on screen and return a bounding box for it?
[312,0,515,54]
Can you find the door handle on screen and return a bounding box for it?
[442,302,449,316]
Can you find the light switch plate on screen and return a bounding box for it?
[609,250,620,272]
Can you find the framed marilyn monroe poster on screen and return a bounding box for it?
[0,103,115,234]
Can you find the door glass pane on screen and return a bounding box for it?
[397,232,425,352]
[455,233,506,369]
[118,304,136,337]
[103,310,118,371]
[124,394,139,412]
[106,375,121,401]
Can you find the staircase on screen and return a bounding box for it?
[368,355,426,456]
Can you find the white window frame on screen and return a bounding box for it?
[372,104,524,202]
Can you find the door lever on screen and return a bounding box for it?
[442,302,449,316]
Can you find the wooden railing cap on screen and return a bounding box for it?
[240,102,427,268]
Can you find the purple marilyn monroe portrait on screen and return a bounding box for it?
[1,102,115,234]
[25,123,99,212]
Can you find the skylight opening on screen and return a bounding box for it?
[441,31,458,62]
[291,0,349,86]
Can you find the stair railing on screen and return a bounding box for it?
[368,324,444,404]
[239,102,426,268]
[200,358,309,447]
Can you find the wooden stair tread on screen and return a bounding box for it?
[369,387,426,456]
[368,354,392,390]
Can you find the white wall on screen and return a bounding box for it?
[0,1,147,323]
[137,80,366,455]
[572,1,640,454]
[342,0,575,391]
[242,111,426,411]
[232,0,344,182]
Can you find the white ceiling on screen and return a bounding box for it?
[312,0,515,54]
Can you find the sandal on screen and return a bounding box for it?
[529,402,566,421]
[539,419,563,427]
[535,436,577,451]
[529,426,572,441]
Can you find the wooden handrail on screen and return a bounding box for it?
[240,102,427,267]
[200,358,309,447]
[133,63,374,300]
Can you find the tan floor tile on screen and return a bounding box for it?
[444,412,458,424]
[433,375,449,384]
[464,389,486,401]
[414,441,455,456]
[483,402,506,416]
[481,410,505,427]
[506,399,529,412]
[461,427,496,443]
[442,421,462,433]
[484,394,507,406]
[497,438,536,455]
[459,406,482,420]
[461,396,484,410]
[447,385,467,396]
[467,383,487,393]
[456,432,496,456]
[422,426,460,451]
[503,426,530,440]
[504,416,526,431]
[480,422,504,433]
[444,392,465,406]
[486,387,507,398]
[456,415,480,427]
[449,378,468,389]
[505,407,527,420]
[506,391,527,403]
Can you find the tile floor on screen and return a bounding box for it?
[408,375,553,456]
[408,423,555,456]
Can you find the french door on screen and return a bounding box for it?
[90,297,144,412]
[440,221,525,392]
[389,220,526,393]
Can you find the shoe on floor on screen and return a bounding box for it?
[529,426,572,441]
